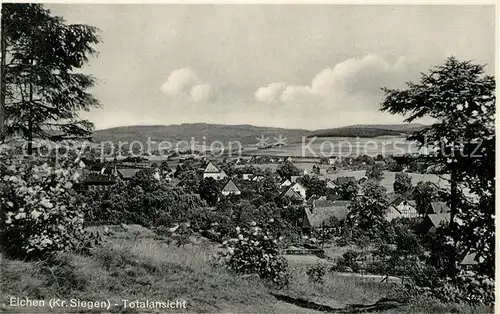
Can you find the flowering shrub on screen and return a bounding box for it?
[219,222,289,288]
[0,149,98,259]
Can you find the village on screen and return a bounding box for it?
[0,3,494,313]
[76,149,479,273]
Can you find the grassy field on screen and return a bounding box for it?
[0,225,491,314]
[241,136,420,158]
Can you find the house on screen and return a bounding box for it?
[460,252,484,271]
[290,182,307,199]
[282,182,307,201]
[326,180,337,190]
[280,179,292,188]
[221,179,241,196]
[385,196,419,221]
[420,213,450,234]
[117,168,142,180]
[429,201,450,214]
[242,173,253,181]
[82,173,116,187]
[203,162,227,180]
[328,158,337,165]
[302,200,349,234]
[285,157,293,162]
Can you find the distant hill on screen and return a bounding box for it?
[308,123,427,138]
[92,123,311,146]
[92,123,428,147]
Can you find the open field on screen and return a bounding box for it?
[1,225,491,314]
[241,137,421,158]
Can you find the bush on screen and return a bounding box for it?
[306,263,327,284]
[219,222,289,288]
[0,152,99,259]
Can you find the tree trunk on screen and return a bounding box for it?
[0,9,6,141]
[28,59,33,155]
[449,162,457,278]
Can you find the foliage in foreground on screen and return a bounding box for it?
[219,222,289,288]
[0,150,99,259]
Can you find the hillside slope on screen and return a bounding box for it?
[93,123,310,145]
[309,124,427,138]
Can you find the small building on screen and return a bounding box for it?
[326,180,337,190]
[385,196,419,221]
[203,162,227,180]
[221,179,241,196]
[429,201,451,214]
[460,252,484,271]
[280,179,292,188]
[328,158,337,165]
[420,213,450,234]
[302,200,349,234]
[281,182,307,202]
[242,173,253,181]
[117,168,142,180]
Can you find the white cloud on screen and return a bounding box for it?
[161,68,212,102]
[255,82,286,103]
[255,54,409,106]
[190,83,212,103]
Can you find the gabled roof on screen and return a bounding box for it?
[204,162,220,173]
[283,188,303,200]
[427,213,450,227]
[117,168,141,179]
[313,199,335,209]
[460,252,484,266]
[430,202,450,214]
[222,179,240,192]
[326,181,337,189]
[304,201,349,228]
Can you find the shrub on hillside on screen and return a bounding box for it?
[0,152,99,259]
[219,222,289,288]
[306,263,327,284]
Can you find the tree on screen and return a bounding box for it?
[1,4,101,150]
[177,170,200,194]
[277,161,300,180]
[393,172,412,196]
[365,163,384,181]
[344,180,389,240]
[413,181,439,215]
[160,160,170,174]
[259,175,279,203]
[334,180,359,201]
[380,57,495,280]
[198,177,220,206]
[297,175,327,198]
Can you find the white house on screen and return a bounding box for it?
[280,179,292,188]
[290,182,307,199]
[203,162,227,180]
[221,179,241,196]
[242,173,253,181]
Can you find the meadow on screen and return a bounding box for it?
[1,225,489,314]
[241,137,421,158]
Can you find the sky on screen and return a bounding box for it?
[47,4,496,131]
